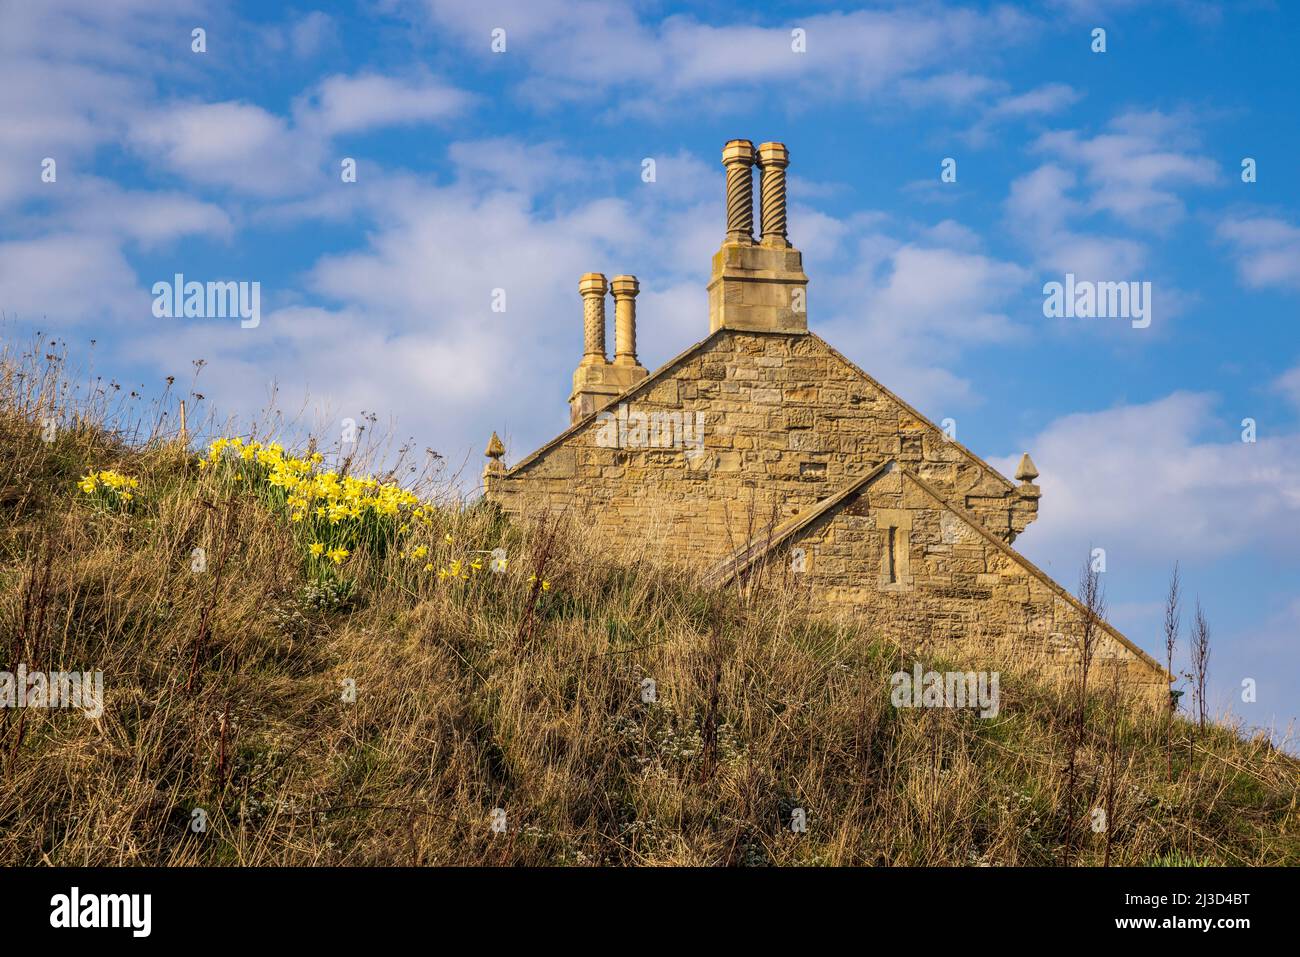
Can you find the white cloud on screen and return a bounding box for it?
[60,179,233,247]
[866,245,1028,344]
[290,11,339,58]
[129,70,475,196]
[1046,0,1224,23]
[1006,160,1147,281]
[419,1,1035,110]
[0,234,146,325]
[898,71,1005,108]
[815,223,1033,409]
[962,82,1083,146]
[444,139,607,196]
[130,101,320,196]
[991,392,1300,562]
[1275,370,1300,417]
[1032,110,1219,230]
[1003,110,1217,308]
[989,83,1082,120]
[0,0,201,211]
[295,72,472,136]
[1217,215,1300,292]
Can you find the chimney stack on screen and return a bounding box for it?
[722,139,756,245]
[569,272,648,423]
[757,142,789,248]
[708,138,808,335]
[578,272,608,366]
[611,274,640,366]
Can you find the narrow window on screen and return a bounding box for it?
[876,510,912,590]
[885,526,897,584]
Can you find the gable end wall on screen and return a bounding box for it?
[491,330,1036,563]
[769,467,1167,707]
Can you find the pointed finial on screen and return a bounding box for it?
[1015,452,1039,483]
[483,432,507,488]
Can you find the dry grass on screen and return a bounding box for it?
[0,339,1296,866]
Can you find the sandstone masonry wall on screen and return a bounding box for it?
[490,330,1038,565]
[761,466,1168,709]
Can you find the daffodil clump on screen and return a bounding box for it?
[196,436,551,592]
[400,533,534,587]
[396,533,551,592]
[77,469,139,509]
[199,436,428,567]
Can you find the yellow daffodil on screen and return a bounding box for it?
[78,469,138,501]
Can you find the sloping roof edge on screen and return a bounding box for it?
[809,333,1017,494]
[705,461,1169,677]
[504,329,728,477]
[504,329,1020,497]
[701,460,894,588]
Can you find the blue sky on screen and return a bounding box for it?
[1,0,1297,741]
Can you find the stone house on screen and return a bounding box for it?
[483,139,1170,707]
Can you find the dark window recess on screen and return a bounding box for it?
[885,526,898,583]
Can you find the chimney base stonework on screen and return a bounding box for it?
[707,242,809,335]
[569,363,641,424]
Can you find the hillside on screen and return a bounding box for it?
[0,346,1295,867]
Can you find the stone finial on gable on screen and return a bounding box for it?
[1012,452,1041,541]
[1015,452,1039,484]
[483,431,506,489]
[708,139,808,335]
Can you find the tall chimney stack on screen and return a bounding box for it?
[611,274,640,366]
[708,138,808,335]
[722,139,756,245]
[569,272,647,423]
[757,142,789,248]
[578,272,608,366]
